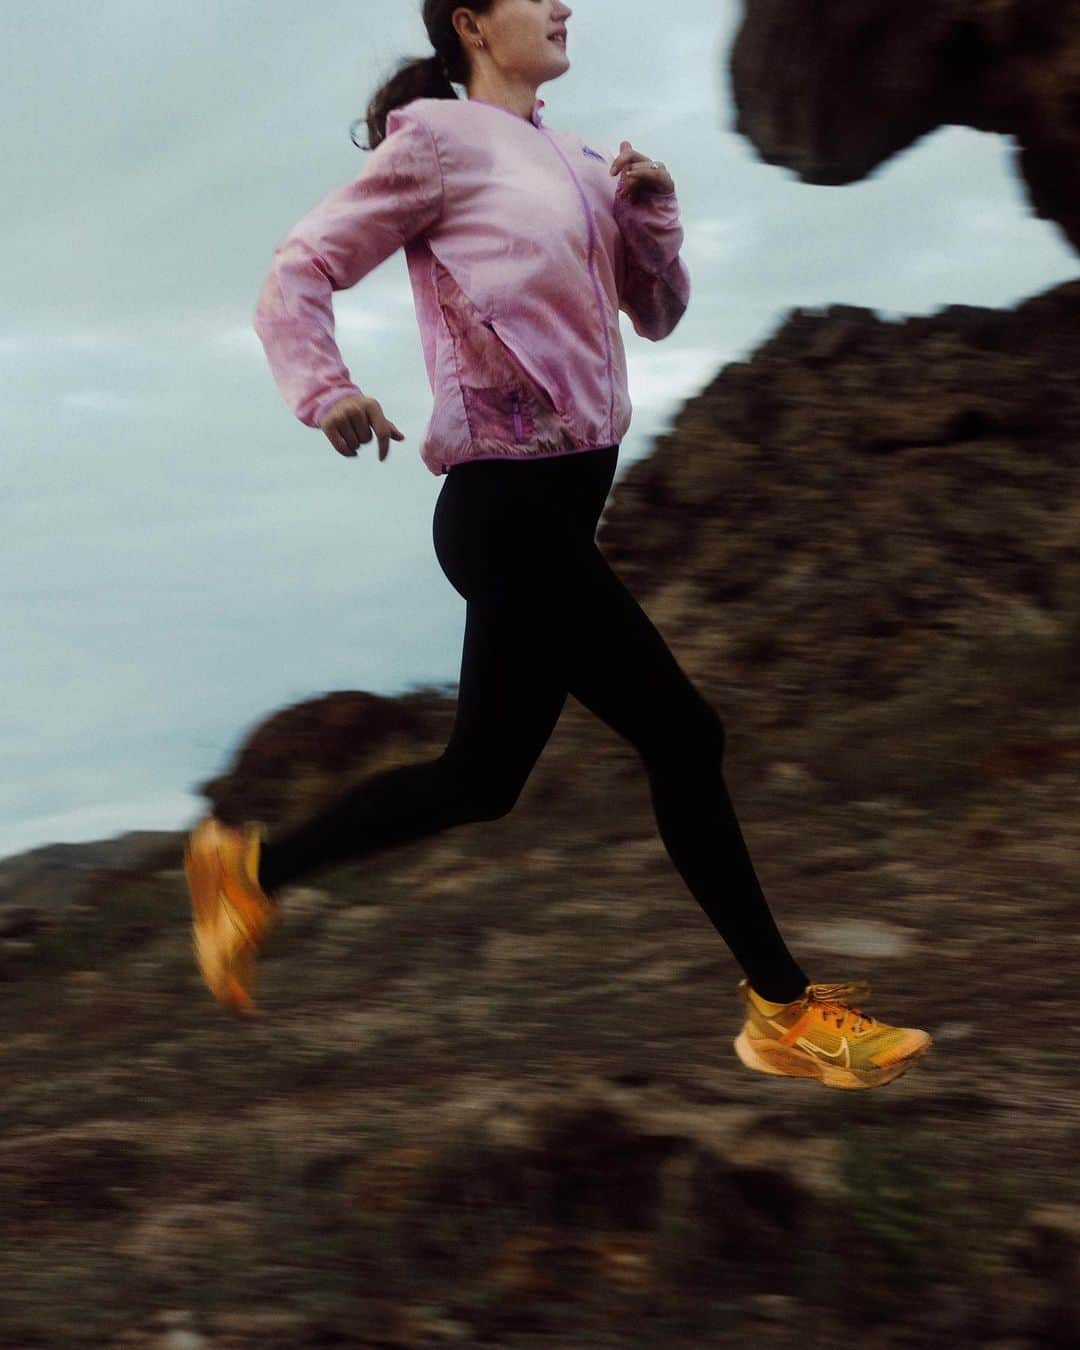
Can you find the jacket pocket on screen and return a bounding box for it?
[482,319,558,415]
[460,382,535,445]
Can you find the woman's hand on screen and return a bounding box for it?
[319,394,405,461]
[610,140,676,203]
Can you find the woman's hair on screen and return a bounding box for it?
[350,0,497,152]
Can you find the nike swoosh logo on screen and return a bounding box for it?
[761,1016,852,1066]
[795,1034,850,1066]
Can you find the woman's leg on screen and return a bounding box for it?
[256,593,571,896]
[553,540,811,1005]
[255,454,587,897]
[259,441,806,1002]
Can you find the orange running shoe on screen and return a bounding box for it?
[733,978,932,1090]
[183,815,279,1015]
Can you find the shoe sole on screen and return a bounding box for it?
[732,1026,931,1090]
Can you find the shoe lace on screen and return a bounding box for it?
[799,980,876,1034]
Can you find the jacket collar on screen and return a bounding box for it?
[468,96,546,128]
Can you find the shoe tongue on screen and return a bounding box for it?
[810,980,870,1006]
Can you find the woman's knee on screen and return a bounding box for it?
[436,753,523,823]
[687,707,727,764]
[644,703,727,770]
[457,779,520,821]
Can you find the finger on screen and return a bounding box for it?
[346,411,370,449]
[616,161,648,191]
[379,419,399,460]
[328,428,357,458]
[610,140,633,175]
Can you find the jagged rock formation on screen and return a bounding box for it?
[598,281,1080,762]
[731,0,1080,254]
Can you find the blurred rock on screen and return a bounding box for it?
[731,0,1080,253]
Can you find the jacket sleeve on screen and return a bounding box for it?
[253,105,444,429]
[611,186,691,341]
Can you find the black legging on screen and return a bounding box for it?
[257,443,810,1004]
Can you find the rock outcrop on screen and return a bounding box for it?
[731,0,1080,253]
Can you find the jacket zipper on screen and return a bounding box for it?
[537,132,616,442]
[511,392,524,440]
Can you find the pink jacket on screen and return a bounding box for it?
[253,95,690,476]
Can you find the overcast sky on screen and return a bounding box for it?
[2,0,1076,861]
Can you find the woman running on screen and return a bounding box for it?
[184,0,932,1090]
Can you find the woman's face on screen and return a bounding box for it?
[456,0,573,82]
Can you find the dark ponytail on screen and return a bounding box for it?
[350,0,497,152]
